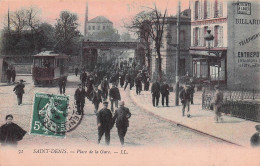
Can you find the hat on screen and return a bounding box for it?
[103,101,108,104]
[256,125,260,131]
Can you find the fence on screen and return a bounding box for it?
[202,88,260,122]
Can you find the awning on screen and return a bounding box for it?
[189,49,226,57]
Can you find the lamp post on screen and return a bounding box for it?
[204,30,221,86]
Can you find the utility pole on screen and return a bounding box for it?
[175,0,181,106]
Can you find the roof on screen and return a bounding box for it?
[88,16,113,24]
[33,51,69,58]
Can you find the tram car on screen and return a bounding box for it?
[32,51,69,86]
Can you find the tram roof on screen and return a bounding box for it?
[33,51,69,58]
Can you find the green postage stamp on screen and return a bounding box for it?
[30,93,69,137]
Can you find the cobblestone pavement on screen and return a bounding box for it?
[0,75,230,148]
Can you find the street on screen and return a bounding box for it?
[0,75,229,148]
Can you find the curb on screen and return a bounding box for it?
[129,90,243,147]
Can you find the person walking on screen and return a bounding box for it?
[188,78,195,104]
[6,67,12,84]
[214,85,223,123]
[11,67,16,84]
[135,76,142,95]
[80,71,87,87]
[101,76,110,100]
[180,85,191,117]
[97,101,113,145]
[124,74,131,90]
[58,77,66,95]
[113,101,131,146]
[151,80,161,107]
[160,81,170,107]
[74,84,87,115]
[75,67,79,77]
[109,83,121,112]
[13,79,25,105]
[0,114,26,147]
[91,85,102,114]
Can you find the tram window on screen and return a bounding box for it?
[34,58,40,67]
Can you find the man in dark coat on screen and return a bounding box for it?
[124,74,131,90]
[180,85,191,117]
[92,85,102,114]
[86,74,95,99]
[97,101,113,145]
[187,78,195,104]
[160,81,170,107]
[113,101,131,146]
[75,67,79,77]
[119,71,125,88]
[101,76,110,100]
[135,76,142,95]
[11,67,16,83]
[80,71,87,87]
[6,67,12,84]
[58,77,66,95]
[250,125,260,147]
[0,114,26,146]
[109,84,121,112]
[74,84,87,115]
[13,79,25,105]
[151,80,161,107]
[214,85,223,123]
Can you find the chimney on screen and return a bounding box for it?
[84,1,89,36]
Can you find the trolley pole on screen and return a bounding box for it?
[175,0,181,106]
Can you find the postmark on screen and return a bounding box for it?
[30,93,83,137]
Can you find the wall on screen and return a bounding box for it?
[227,0,260,90]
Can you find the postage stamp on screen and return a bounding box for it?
[30,93,82,137]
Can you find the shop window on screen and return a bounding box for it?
[88,26,91,30]
[92,26,95,30]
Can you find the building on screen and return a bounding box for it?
[87,16,113,35]
[151,9,192,83]
[190,0,260,90]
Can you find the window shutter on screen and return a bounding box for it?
[214,26,219,47]
[207,0,211,18]
[219,26,223,47]
[218,0,223,17]
[204,0,207,19]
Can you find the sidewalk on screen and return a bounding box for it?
[129,88,260,147]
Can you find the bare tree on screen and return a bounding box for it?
[127,5,167,81]
[54,11,80,54]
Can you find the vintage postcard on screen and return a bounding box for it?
[0,0,259,165]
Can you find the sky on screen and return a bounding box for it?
[0,0,190,34]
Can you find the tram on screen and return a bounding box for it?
[32,51,69,86]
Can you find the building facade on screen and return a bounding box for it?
[87,16,113,35]
[190,0,260,90]
[151,9,192,83]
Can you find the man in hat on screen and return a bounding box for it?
[101,76,110,100]
[74,84,87,115]
[80,71,87,87]
[58,77,66,95]
[160,81,170,107]
[214,85,223,122]
[13,79,25,105]
[91,85,102,114]
[6,67,12,84]
[97,101,113,145]
[250,125,260,147]
[109,83,121,112]
[151,79,161,107]
[11,67,16,84]
[113,101,131,146]
[179,84,191,117]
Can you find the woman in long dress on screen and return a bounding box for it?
[0,114,27,147]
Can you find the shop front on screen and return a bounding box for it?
[189,48,227,87]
